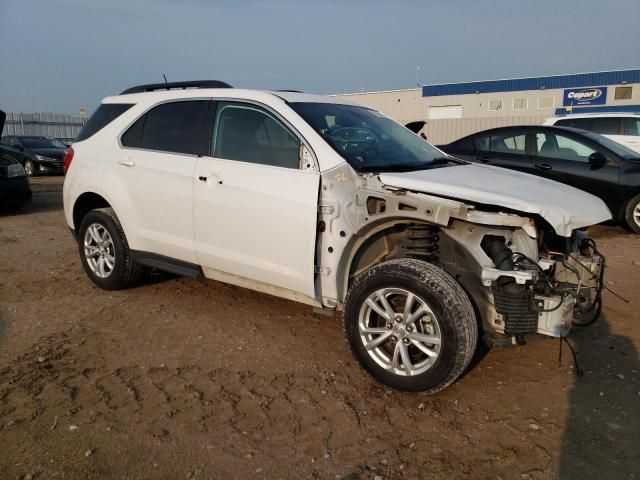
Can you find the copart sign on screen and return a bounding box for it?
[563,87,607,106]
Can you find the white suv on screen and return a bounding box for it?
[64,81,610,393]
[544,113,640,153]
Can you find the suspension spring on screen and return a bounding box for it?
[404,223,439,262]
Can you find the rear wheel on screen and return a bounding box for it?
[78,208,142,290]
[343,259,478,394]
[624,194,640,234]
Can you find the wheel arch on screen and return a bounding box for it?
[336,218,443,303]
[72,192,112,233]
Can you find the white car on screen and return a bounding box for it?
[544,113,640,154]
[63,81,611,394]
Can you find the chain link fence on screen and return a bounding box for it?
[2,112,87,144]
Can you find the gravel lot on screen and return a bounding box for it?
[1,176,638,479]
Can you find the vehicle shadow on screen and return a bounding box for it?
[0,185,63,217]
[557,313,639,478]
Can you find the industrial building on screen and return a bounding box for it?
[332,68,640,144]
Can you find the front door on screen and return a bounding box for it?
[194,101,319,298]
[532,129,619,211]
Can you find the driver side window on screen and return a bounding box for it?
[536,132,596,162]
[213,103,301,169]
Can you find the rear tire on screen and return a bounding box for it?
[624,194,640,234]
[77,208,142,290]
[343,259,478,394]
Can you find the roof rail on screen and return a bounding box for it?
[275,89,303,93]
[120,80,233,95]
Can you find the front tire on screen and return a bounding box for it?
[343,259,478,394]
[78,208,142,290]
[24,159,36,177]
[624,194,640,234]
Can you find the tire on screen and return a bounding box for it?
[343,259,478,394]
[24,159,36,177]
[623,193,640,234]
[77,207,142,290]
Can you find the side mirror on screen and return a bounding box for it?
[588,151,606,169]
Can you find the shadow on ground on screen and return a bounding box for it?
[559,313,639,479]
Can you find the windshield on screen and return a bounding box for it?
[583,131,639,160]
[20,137,67,149]
[290,102,455,172]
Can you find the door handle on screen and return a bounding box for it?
[535,163,552,170]
[118,159,135,167]
[198,174,223,184]
[477,155,491,163]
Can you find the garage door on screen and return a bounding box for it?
[428,105,463,119]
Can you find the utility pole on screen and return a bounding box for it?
[416,65,420,88]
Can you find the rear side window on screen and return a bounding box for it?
[556,117,622,135]
[474,130,526,154]
[76,104,133,142]
[121,101,209,155]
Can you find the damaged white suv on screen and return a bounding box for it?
[63,81,611,394]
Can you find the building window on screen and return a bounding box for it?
[513,98,528,110]
[614,86,632,100]
[489,100,503,111]
[538,97,554,109]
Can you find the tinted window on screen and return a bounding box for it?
[137,101,209,155]
[121,116,145,148]
[76,103,133,142]
[626,118,640,136]
[213,103,300,169]
[557,117,621,135]
[474,130,526,154]
[449,136,474,151]
[21,137,67,149]
[536,132,596,162]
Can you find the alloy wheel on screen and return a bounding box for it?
[83,223,115,278]
[358,288,442,376]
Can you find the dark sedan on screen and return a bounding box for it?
[438,125,640,233]
[0,135,67,176]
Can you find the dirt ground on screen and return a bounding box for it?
[0,176,638,480]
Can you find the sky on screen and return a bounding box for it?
[1,0,639,114]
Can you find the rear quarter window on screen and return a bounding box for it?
[75,103,134,142]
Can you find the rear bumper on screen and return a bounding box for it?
[0,177,32,206]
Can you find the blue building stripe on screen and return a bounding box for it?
[554,104,640,115]
[422,69,640,97]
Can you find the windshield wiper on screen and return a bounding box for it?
[359,157,462,173]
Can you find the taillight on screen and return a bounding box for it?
[63,147,74,174]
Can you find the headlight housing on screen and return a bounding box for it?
[34,154,57,162]
[7,163,26,178]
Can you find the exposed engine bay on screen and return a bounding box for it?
[316,163,607,346]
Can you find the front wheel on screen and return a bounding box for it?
[624,194,640,234]
[24,159,36,177]
[343,259,478,394]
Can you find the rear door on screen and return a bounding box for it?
[532,128,619,209]
[471,128,535,173]
[193,101,319,298]
[115,100,211,263]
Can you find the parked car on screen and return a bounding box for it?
[438,125,640,233]
[64,81,609,394]
[544,113,640,154]
[0,112,32,208]
[0,135,67,176]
